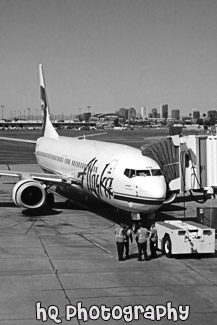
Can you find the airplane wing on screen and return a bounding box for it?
[0,168,83,210]
[31,172,81,186]
[0,170,81,186]
[0,132,107,143]
[77,132,107,139]
[0,137,36,144]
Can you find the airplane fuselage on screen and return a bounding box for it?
[35,136,167,213]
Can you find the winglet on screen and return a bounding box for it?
[39,64,58,139]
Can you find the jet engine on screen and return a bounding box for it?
[12,179,47,209]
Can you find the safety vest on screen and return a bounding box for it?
[115,227,125,242]
[137,228,148,243]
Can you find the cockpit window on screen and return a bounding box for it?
[136,170,151,176]
[124,169,151,178]
[151,169,162,176]
[124,169,136,178]
[124,168,162,178]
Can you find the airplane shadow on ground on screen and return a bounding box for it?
[0,192,131,226]
[55,187,133,225]
[174,193,211,204]
[159,203,186,212]
[21,208,62,217]
[1,188,215,234]
[0,202,16,208]
[173,250,217,259]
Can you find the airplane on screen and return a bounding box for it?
[0,65,174,215]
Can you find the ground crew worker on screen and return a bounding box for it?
[136,222,150,261]
[115,223,125,261]
[123,225,133,259]
[149,223,158,258]
[132,221,139,234]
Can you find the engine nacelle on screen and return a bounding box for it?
[12,179,47,209]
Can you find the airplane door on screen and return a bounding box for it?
[62,155,70,172]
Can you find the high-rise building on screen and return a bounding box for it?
[162,104,168,119]
[141,106,148,119]
[207,110,217,119]
[151,108,158,118]
[171,109,180,120]
[119,108,128,120]
[192,110,200,120]
[127,107,136,120]
[83,112,91,121]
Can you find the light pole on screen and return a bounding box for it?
[1,105,4,121]
[27,108,31,120]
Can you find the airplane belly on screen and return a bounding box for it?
[111,192,164,213]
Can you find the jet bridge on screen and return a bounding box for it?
[141,134,217,196]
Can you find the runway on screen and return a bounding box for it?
[0,131,217,324]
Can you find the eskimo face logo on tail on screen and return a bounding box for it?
[40,85,47,133]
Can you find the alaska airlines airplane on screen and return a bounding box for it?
[0,65,168,214]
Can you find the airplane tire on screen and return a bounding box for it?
[163,235,172,257]
[46,192,55,208]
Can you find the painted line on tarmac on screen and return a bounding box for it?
[76,232,111,254]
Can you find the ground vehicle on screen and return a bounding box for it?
[155,220,215,257]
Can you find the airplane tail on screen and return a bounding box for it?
[39,64,59,139]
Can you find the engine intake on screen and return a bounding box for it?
[12,179,46,209]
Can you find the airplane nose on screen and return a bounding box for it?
[140,177,167,200]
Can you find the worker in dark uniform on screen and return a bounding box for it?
[136,222,150,261]
[115,223,125,261]
[149,223,158,258]
[132,221,139,234]
[123,225,133,259]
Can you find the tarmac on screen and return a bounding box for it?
[0,163,217,325]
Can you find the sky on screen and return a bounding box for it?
[0,0,217,119]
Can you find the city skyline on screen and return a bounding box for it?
[2,104,215,122]
[1,0,217,117]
